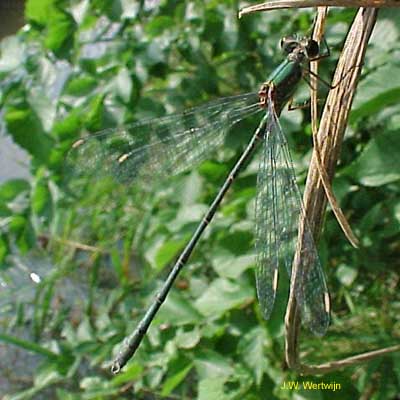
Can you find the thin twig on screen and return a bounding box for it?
[300,344,400,374]
[239,0,400,17]
[39,234,105,254]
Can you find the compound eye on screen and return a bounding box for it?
[280,36,298,54]
[307,39,320,58]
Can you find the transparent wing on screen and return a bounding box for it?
[254,111,281,320]
[255,99,330,336]
[68,93,261,184]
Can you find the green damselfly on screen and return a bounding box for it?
[70,35,331,374]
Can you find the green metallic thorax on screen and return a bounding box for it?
[265,59,303,116]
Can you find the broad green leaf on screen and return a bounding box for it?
[157,290,202,325]
[194,278,254,317]
[216,229,253,255]
[80,376,105,390]
[177,171,203,207]
[78,376,122,398]
[111,363,143,386]
[52,110,82,140]
[344,130,400,186]
[351,65,400,121]
[76,317,95,342]
[154,237,187,270]
[29,87,57,132]
[145,16,175,37]
[0,37,25,73]
[359,202,382,232]
[194,349,234,379]
[167,204,208,232]
[237,326,268,386]
[0,179,29,203]
[4,107,54,163]
[44,9,76,55]
[198,378,229,400]
[25,0,55,25]
[120,0,140,19]
[65,76,97,96]
[9,215,28,233]
[175,327,201,349]
[212,252,254,279]
[198,160,227,182]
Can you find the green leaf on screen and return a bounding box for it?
[344,130,400,186]
[0,36,25,73]
[111,362,143,386]
[194,278,254,318]
[237,326,268,386]
[0,179,30,203]
[351,64,400,121]
[5,107,54,163]
[52,110,82,140]
[177,171,203,207]
[0,235,7,264]
[198,378,229,400]
[175,327,201,349]
[154,237,187,270]
[216,230,253,256]
[44,9,76,55]
[29,87,57,133]
[84,94,106,132]
[9,215,28,232]
[168,204,208,232]
[194,349,234,379]
[161,363,193,396]
[65,76,97,96]
[31,176,52,217]
[115,67,133,103]
[145,16,175,37]
[359,202,382,232]
[25,0,55,25]
[212,252,254,279]
[198,160,227,182]
[336,264,358,287]
[0,333,58,359]
[157,290,202,326]
[76,317,95,342]
[120,0,140,19]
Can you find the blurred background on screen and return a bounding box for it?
[0,0,29,184]
[0,1,399,399]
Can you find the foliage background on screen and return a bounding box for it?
[0,0,399,399]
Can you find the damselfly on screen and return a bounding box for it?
[69,35,331,374]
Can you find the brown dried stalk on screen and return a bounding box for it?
[239,0,400,17]
[310,9,359,249]
[284,7,400,374]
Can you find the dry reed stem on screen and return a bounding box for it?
[284,7,399,374]
[310,9,360,249]
[299,344,400,374]
[239,0,400,17]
